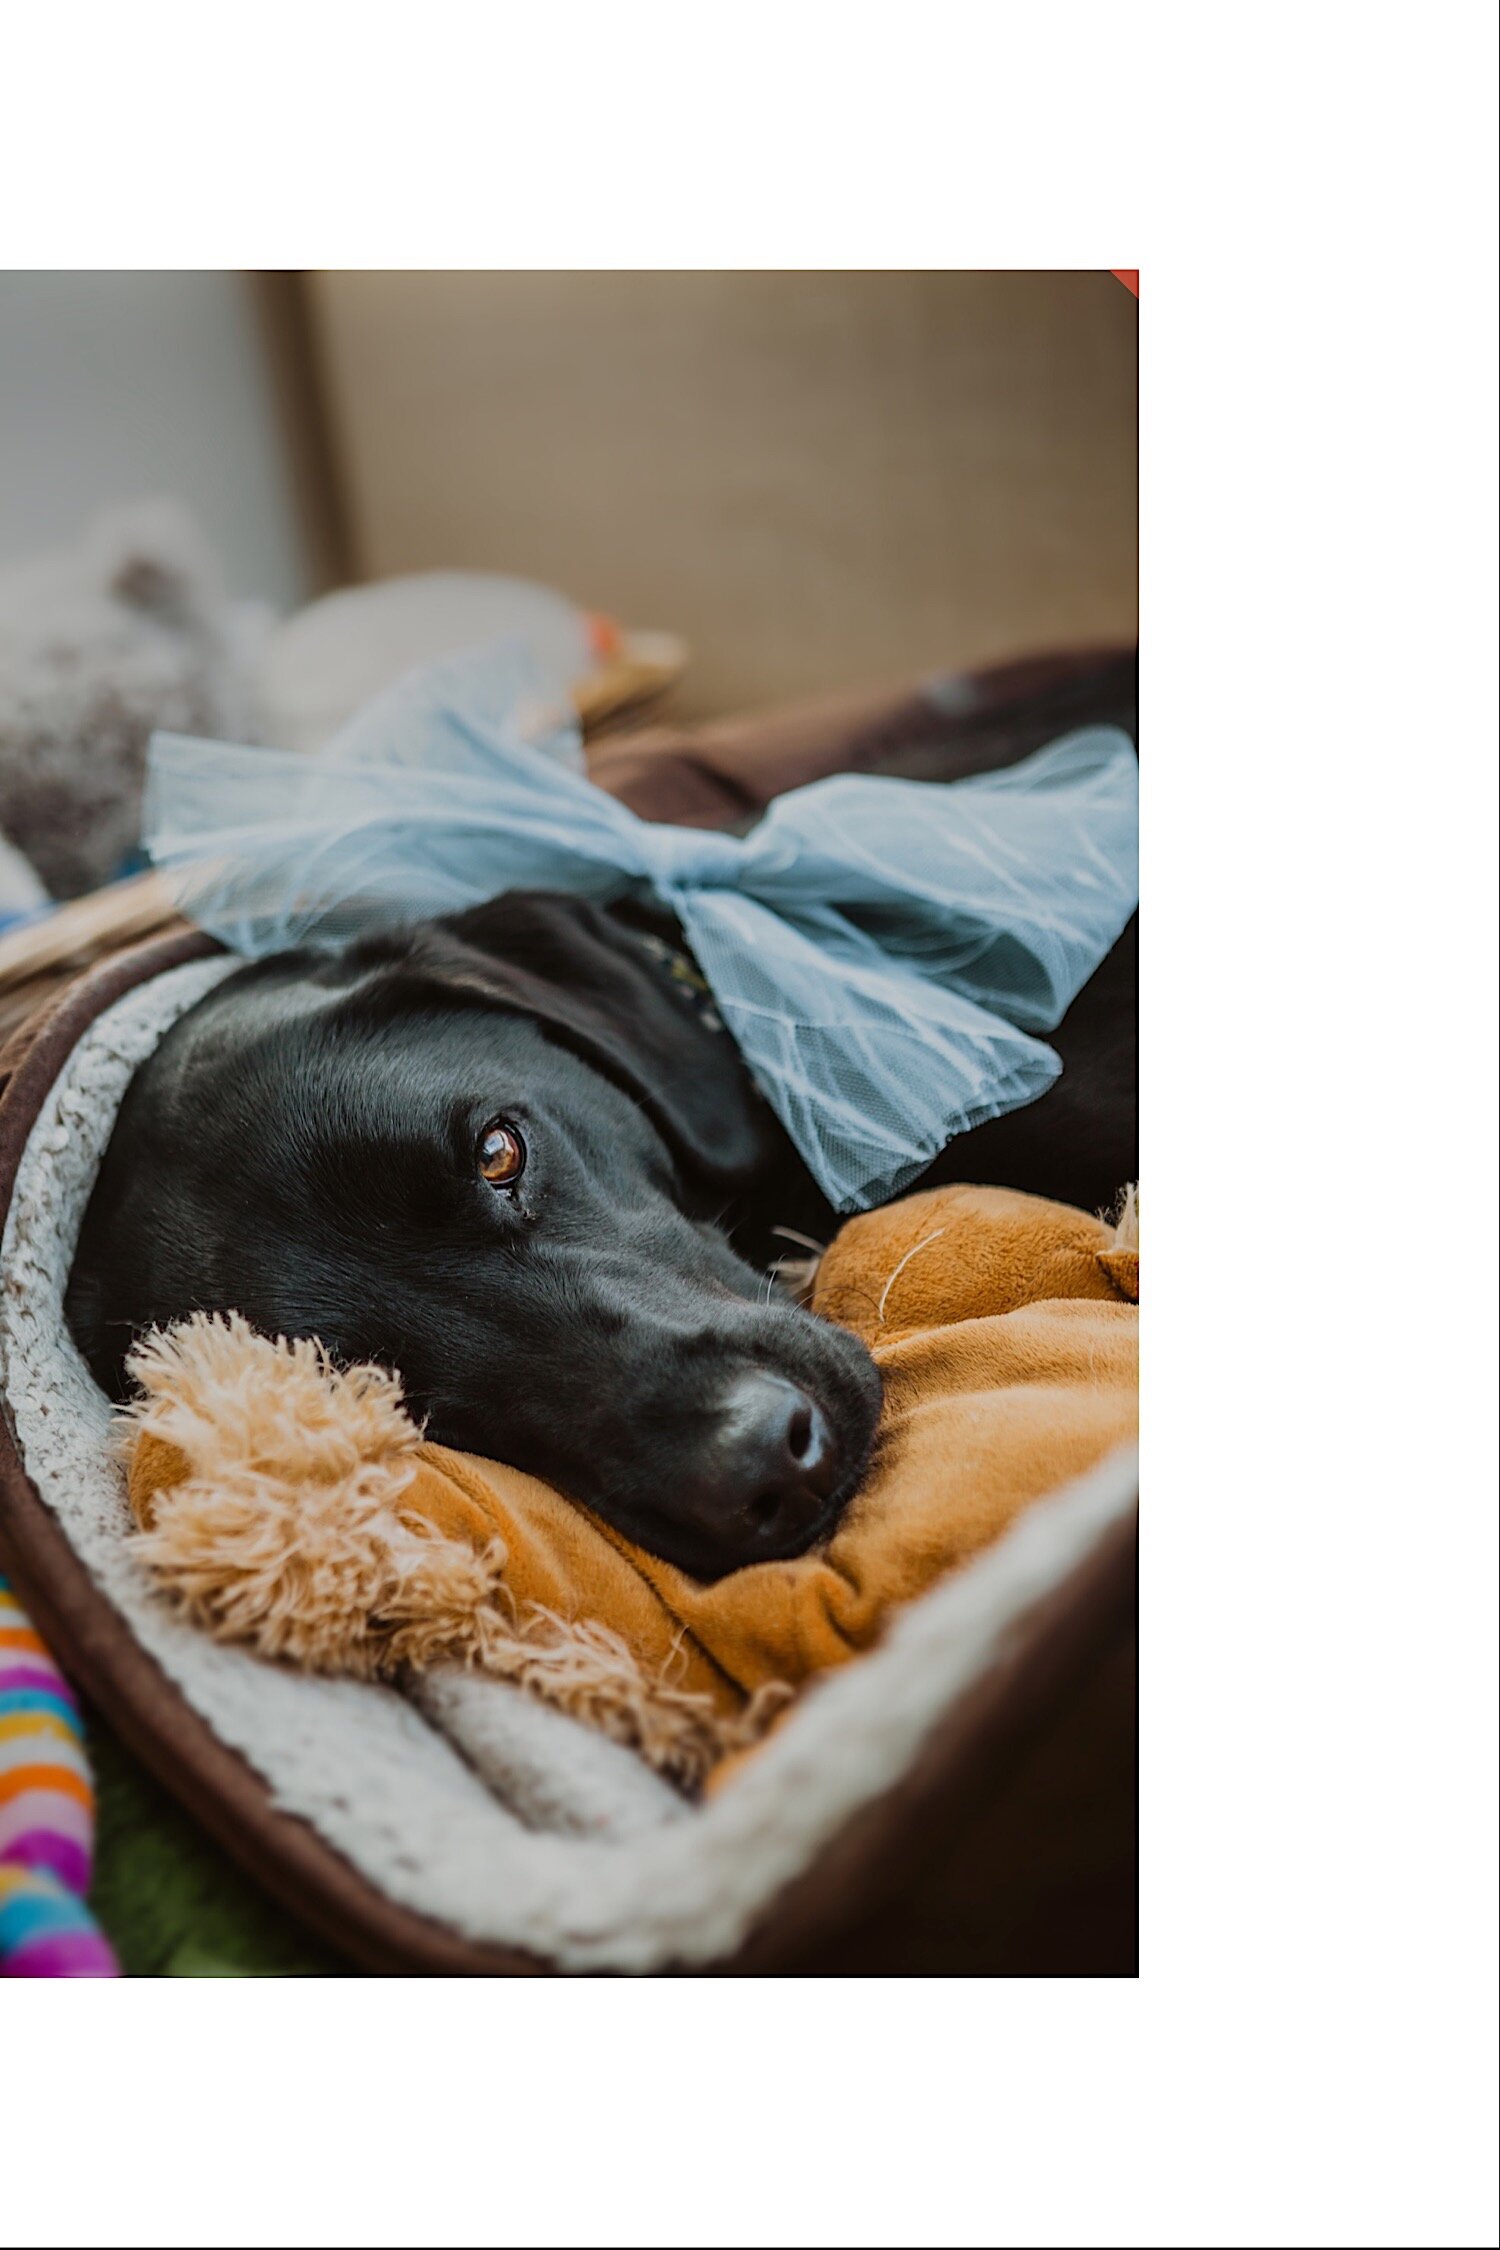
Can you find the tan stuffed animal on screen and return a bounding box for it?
[124,1183,1138,1786]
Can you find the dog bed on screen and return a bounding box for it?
[0,650,1138,1973]
[0,927,1135,1972]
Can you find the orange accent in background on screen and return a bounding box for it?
[1111,270,1139,297]
[586,612,623,661]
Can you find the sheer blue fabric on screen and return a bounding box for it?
[144,638,1138,1211]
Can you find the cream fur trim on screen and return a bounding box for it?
[120,1313,774,1791]
[1110,1181,1140,1253]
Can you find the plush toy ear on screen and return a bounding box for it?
[1097,1183,1139,1301]
[89,499,218,625]
[408,891,776,1191]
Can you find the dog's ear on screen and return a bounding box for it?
[410,892,775,1191]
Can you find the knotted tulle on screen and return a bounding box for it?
[144,638,1138,1211]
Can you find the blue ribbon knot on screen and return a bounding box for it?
[145,639,1138,1212]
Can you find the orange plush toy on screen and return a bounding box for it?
[124,1184,1138,1787]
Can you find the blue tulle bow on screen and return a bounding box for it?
[144,640,1138,1211]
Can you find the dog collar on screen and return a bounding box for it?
[621,925,726,1036]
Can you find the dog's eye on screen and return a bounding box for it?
[478,1120,526,1188]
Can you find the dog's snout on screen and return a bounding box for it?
[720,1371,839,1544]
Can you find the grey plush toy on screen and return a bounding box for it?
[0,502,265,900]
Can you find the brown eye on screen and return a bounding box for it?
[478,1120,526,1188]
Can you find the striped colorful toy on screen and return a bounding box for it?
[0,1576,117,1975]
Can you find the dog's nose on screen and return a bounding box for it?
[718,1372,840,1546]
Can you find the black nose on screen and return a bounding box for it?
[718,1372,840,1549]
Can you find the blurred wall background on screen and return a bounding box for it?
[0,271,306,606]
[1,270,1135,713]
[306,269,1137,715]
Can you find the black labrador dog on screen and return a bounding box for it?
[67,890,1136,1582]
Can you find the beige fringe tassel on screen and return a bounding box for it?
[119,1314,783,1791]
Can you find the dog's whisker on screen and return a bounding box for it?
[876,1227,948,1328]
[769,1225,829,1255]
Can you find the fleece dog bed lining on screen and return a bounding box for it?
[0,940,1135,1974]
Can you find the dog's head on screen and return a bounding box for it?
[67,893,882,1580]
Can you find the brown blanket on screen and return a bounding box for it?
[125,1183,1137,1784]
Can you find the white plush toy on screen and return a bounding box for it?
[0,501,267,900]
[0,514,662,917]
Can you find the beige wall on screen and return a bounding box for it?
[308,270,1136,717]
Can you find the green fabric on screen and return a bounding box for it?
[86,1716,341,1977]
